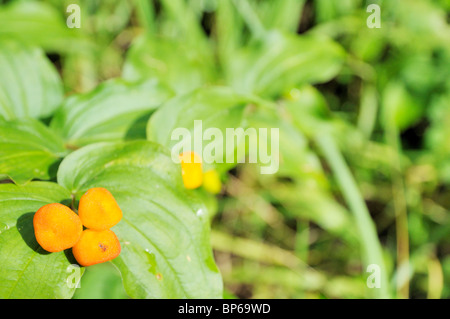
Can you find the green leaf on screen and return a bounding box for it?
[0,117,67,184]
[225,31,346,98]
[147,86,255,172]
[57,140,223,298]
[253,0,306,33]
[0,1,87,53]
[283,85,333,137]
[123,35,216,94]
[215,0,245,66]
[50,79,173,148]
[0,40,64,120]
[0,181,80,299]
[159,0,210,47]
[72,263,128,299]
[245,108,355,240]
[247,107,324,179]
[381,81,423,131]
[425,94,450,183]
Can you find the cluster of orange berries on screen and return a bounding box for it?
[33,188,122,266]
[179,151,222,193]
[32,152,216,266]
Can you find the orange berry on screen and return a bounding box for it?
[78,187,122,230]
[72,229,121,267]
[33,203,83,253]
[179,151,203,189]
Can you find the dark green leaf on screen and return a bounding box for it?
[0,117,67,184]
[50,79,173,148]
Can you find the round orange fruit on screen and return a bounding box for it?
[33,203,83,253]
[78,187,123,230]
[72,229,121,267]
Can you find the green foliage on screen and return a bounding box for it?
[72,263,128,299]
[0,40,64,120]
[0,0,449,300]
[224,31,346,98]
[58,141,222,298]
[0,1,86,53]
[50,79,173,147]
[148,86,256,173]
[0,118,67,184]
[123,36,216,94]
[0,182,79,298]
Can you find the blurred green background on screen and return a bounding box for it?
[1,0,449,299]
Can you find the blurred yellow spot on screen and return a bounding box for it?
[179,151,203,189]
[202,169,222,194]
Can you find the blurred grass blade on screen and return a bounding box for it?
[316,134,390,299]
[231,0,265,38]
[254,0,305,33]
[159,0,208,46]
[134,0,156,32]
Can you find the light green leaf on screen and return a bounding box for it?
[159,0,209,46]
[216,0,245,66]
[50,79,173,148]
[0,181,81,299]
[0,1,87,53]
[123,35,216,94]
[425,94,450,183]
[225,31,346,98]
[381,81,423,131]
[0,117,67,184]
[283,85,333,137]
[147,86,255,172]
[72,263,128,299]
[247,108,324,180]
[57,140,223,298]
[254,0,306,33]
[0,40,64,120]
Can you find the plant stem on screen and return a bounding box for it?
[385,124,410,299]
[357,84,378,139]
[295,219,309,263]
[315,133,390,299]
